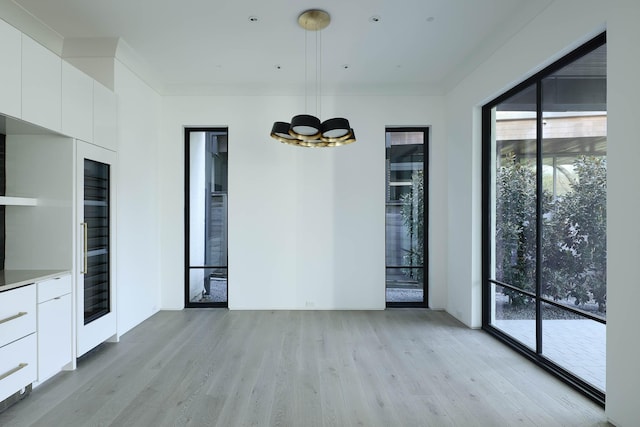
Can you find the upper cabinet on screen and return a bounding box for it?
[93,81,117,151]
[0,22,116,150]
[0,19,22,119]
[22,35,62,132]
[62,61,93,143]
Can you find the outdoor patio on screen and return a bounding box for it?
[493,318,606,390]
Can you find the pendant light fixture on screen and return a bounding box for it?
[270,9,356,147]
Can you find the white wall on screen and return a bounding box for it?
[444,0,639,424]
[159,95,446,310]
[113,60,162,335]
[604,2,640,426]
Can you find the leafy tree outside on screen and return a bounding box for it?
[495,154,541,306]
[495,154,606,314]
[400,169,424,283]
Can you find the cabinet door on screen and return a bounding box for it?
[37,293,72,382]
[62,61,93,142]
[22,35,62,132]
[93,81,117,151]
[76,141,117,357]
[0,19,21,118]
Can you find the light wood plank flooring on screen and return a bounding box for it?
[0,309,610,426]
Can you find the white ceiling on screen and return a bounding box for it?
[12,0,553,95]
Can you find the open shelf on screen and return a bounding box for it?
[0,196,38,206]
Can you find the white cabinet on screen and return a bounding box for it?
[62,61,93,143]
[2,23,117,147]
[0,285,37,402]
[21,35,62,132]
[37,274,72,383]
[0,19,22,119]
[93,81,117,151]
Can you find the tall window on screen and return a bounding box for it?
[385,128,428,307]
[185,128,228,307]
[482,34,606,404]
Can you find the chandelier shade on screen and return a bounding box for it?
[271,117,355,147]
[321,117,352,141]
[337,129,356,145]
[289,114,322,139]
[270,9,356,148]
[270,121,297,143]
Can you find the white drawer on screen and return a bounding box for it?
[0,285,36,348]
[37,274,72,303]
[0,333,37,402]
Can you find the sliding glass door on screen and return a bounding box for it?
[482,34,606,404]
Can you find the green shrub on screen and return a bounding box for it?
[495,154,606,313]
[400,170,424,282]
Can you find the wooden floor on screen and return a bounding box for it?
[0,309,610,426]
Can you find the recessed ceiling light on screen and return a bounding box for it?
[248,16,259,22]
[369,15,381,23]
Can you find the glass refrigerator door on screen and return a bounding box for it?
[76,141,117,357]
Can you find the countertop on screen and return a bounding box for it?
[0,269,71,292]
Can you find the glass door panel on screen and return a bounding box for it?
[385,128,427,307]
[540,43,607,391]
[83,159,110,324]
[488,84,538,338]
[185,128,228,307]
[76,141,117,357]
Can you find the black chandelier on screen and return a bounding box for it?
[270,10,356,148]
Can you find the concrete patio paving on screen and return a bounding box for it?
[493,318,606,391]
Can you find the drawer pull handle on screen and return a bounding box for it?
[0,363,28,381]
[0,311,28,325]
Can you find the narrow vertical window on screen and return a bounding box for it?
[385,128,428,307]
[482,34,606,404]
[185,128,228,307]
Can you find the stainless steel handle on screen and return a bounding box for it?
[0,311,27,325]
[81,222,88,274]
[0,363,28,381]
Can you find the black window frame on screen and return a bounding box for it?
[481,32,606,406]
[385,126,429,308]
[184,127,229,308]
